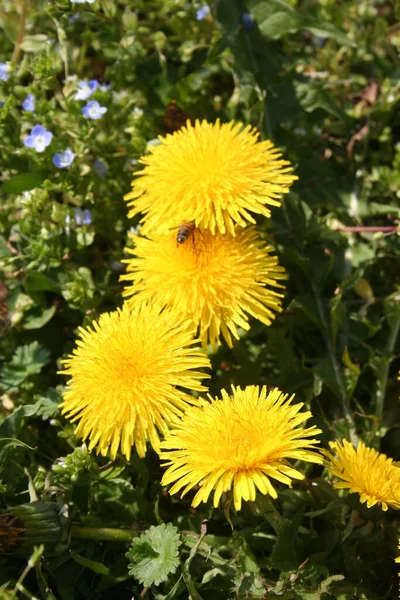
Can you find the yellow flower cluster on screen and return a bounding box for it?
[122,119,298,349]
[59,118,400,515]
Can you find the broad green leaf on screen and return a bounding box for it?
[314,357,342,398]
[269,510,304,571]
[216,0,241,35]
[258,11,303,39]
[24,305,56,329]
[2,173,43,194]
[20,34,49,53]
[25,272,59,293]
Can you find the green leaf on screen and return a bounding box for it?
[294,80,349,121]
[20,34,49,53]
[126,523,181,588]
[24,305,56,329]
[2,173,43,194]
[25,272,59,293]
[342,347,360,401]
[314,357,341,399]
[0,403,41,468]
[258,11,303,39]
[269,510,304,571]
[0,341,50,390]
[0,402,42,440]
[36,389,61,420]
[70,551,112,577]
[216,0,241,35]
[319,574,345,594]
[0,235,12,258]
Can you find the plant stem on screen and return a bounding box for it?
[11,0,29,64]
[335,226,397,233]
[70,526,136,543]
[376,312,400,420]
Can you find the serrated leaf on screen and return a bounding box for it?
[0,341,50,390]
[36,389,61,420]
[126,523,181,588]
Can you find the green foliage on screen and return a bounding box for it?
[0,342,50,391]
[0,0,399,598]
[126,523,182,588]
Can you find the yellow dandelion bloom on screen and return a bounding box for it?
[159,385,322,511]
[59,303,210,460]
[124,119,297,236]
[120,227,286,350]
[323,439,400,511]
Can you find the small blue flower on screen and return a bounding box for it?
[93,159,108,178]
[74,79,98,101]
[196,5,210,20]
[0,63,10,82]
[53,149,75,168]
[98,83,111,92]
[242,13,254,30]
[74,208,92,225]
[0,101,4,107]
[23,125,53,153]
[82,100,107,120]
[22,94,35,112]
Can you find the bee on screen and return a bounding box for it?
[176,221,195,245]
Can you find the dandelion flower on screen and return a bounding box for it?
[160,385,322,511]
[124,120,297,235]
[323,439,400,511]
[59,303,210,460]
[121,227,286,350]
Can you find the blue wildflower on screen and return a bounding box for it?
[0,63,10,82]
[196,5,210,20]
[52,149,75,168]
[98,83,111,92]
[23,125,53,153]
[74,208,92,225]
[93,159,108,178]
[82,100,107,120]
[22,94,35,112]
[74,80,98,101]
[242,13,254,30]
